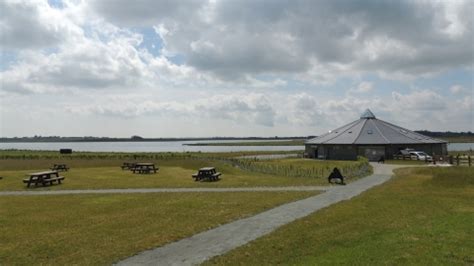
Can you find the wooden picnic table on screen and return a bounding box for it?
[192,167,221,182]
[121,162,137,170]
[51,164,69,171]
[23,170,65,187]
[132,163,159,174]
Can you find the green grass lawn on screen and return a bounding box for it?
[0,159,340,191]
[0,157,371,190]
[0,191,317,265]
[206,167,474,265]
[384,159,429,165]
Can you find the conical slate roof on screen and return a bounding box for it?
[306,109,446,145]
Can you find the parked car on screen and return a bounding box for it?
[409,151,433,161]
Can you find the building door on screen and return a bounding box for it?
[359,146,385,161]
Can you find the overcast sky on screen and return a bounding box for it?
[1,0,473,138]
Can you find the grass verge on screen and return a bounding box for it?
[206,166,474,265]
[0,191,317,265]
[384,159,429,165]
[0,158,341,190]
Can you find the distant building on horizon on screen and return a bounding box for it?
[305,109,448,161]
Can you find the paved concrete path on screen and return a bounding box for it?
[0,186,331,196]
[116,163,401,266]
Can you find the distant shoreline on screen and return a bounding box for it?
[0,137,310,143]
[1,136,472,145]
[184,140,306,146]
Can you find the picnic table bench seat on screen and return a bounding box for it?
[22,176,65,185]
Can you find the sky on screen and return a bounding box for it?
[0,0,473,138]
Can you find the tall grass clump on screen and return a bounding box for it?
[223,156,372,180]
[427,167,474,188]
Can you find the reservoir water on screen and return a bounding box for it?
[0,140,302,153]
[0,141,472,153]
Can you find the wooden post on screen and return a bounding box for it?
[469,156,472,167]
[456,154,460,166]
[449,155,453,165]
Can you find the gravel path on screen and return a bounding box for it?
[116,163,401,266]
[0,186,331,196]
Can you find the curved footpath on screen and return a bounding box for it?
[116,163,404,266]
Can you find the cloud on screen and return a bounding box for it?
[197,93,276,127]
[0,0,82,50]
[449,85,465,94]
[90,0,202,26]
[350,81,374,93]
[89,0,473,81]
[66,92,277,127]
[391,90,447,111]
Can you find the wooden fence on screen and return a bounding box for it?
[393,154,472,167]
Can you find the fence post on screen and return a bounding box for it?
[456,155,460,166]
[449,155,453,165]
[469,156,472,167]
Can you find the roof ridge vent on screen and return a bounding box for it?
[360,109,376,119]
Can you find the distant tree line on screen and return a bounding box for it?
[415,130,473,137]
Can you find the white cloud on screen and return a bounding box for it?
[1,0,472,137]
[65,92,277,127]
[88,0,473,81]
[449,85,465,94]
[391,90,447,111]
[0,0,83,50]
[350,81,374,93]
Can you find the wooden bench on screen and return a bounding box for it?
[192,167,221,182]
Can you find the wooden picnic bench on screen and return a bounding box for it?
[192,167,221,182]
[132,163,159,174]
[23,171,65,187]
[121,162,137,170]
[51,164,69,171]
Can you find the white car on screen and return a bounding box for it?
[409,151,433,161]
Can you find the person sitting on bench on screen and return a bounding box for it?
[328,167,346,185]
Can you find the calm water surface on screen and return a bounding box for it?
[0,141,471,153]
[0,140,302,153]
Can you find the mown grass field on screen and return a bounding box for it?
[0,150,371,190]
[384,159,429,165]
[207,167,474,265]
[0,191,317,265]
[0,158,361,190]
